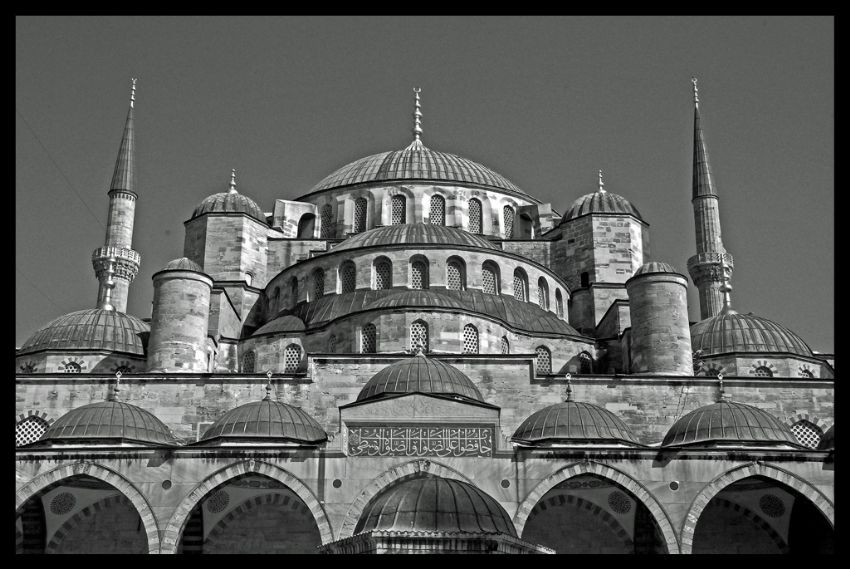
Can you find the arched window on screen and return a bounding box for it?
[242,351,256,373]
[535,346,551,375]
[283,344,301,372]
[374,258,393,290]
[446,258,465,291]
[312,268,325,299]
[555,289,564,318]
[482,262,500,295]
[290,277,299,307]
[429,195,445,225]
[16,416,49,447]
[410,320,429,353]
[754,366,773,377]
[63,362,82,373]
[468,198,482,234]
[391,195,406,225]
[580,272,590,288]
[340,261,356,293]
[798,367,815,378]
[513,268,528,302]
[790,420,823,449]
[411,259,428,290]
[462,324,479,354]
[578,351,593,374]
[353,197,367,234]
[503,205,515,238]
[320,204,334,239]
[297,214,315,239]
[537,278,549,310]
[500,336,510,355]
[361,323,376,353]
[328,334,337,353]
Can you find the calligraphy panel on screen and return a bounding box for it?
[347,425,493,457]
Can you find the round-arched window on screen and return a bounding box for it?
[500,336,510,355]
[312,268,325,299]
[790,420,823,449]
[353,197,367,233]
[340,261,356,293]
[242,351,256,373]
[447,259,465,291]
[283,344,302,373]
[63,362,82,373]
[463,324,479,354]
[374,259,393,290]
[411,320,429,353]
[469,198,482,234]
[513,268,528,302]
[429,195,445,225]
[754,366,773,377]
[578,351,593,374]
[391,195,406,225]
[536,346,551,374]
[482,262,499,295]
[555,289,564,318]
[411,260,428,290]
[538,278,549,310]
[361,323,376,353]
[503,206,515,238]
[320,203,334,239]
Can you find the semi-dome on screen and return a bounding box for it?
[191,191,266,224]
[199,396,327,445]
[631,261,684,278]
[366,290,466,311]
[690,310,813,357]
[331,224,498,253]
[661,400,801,448]
[35,400,176,446]
[512,401,642,446]
[561,190,643,223]
[357,354,484,403]
[252,315,306,335]
[307,141,530,198]
[18,309,149,356]
[160,257,204,272]
[354,476,517,536]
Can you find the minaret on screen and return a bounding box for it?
[686,78,734,320]
[91,78,141,313]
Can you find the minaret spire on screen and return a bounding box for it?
[412,87,423,145]
[110,78,136,194]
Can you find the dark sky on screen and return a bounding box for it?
[16,16,833,353]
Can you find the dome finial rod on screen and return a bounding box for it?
[111,371,122,401]
[717,372,725,402]
[720,262,733,311]
[692,76,699,107]
[412,87,423,143]
[564,373,573,402]
[264,370,273,400]
[598,169,606,193]
[228,168,238,194]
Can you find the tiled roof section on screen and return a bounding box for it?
[661,401,801,448]
[693,103,718,198]
[817,425,834,450]
[511,401,641,446]
[690,311,813,357]
[309,141,529,197]
[161,257,204,272]
[199,399,327,444]
[256,288,583,337]
[354,476,517,536]
[110,105,135,193]
[560,191,643,223]
[253,315,306,335]
[357,354,484,403]
[19,309,149,356]
[38,401,175,446]
[631,261,684,278]
[330,224,498,253]
[191,192,266,224]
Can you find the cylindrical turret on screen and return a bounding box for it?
[626,262,693,376]
[146,258,212,372]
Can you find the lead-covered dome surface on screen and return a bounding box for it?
[199,398,327,444]
[512,401,641,446]
[191,192,266,224]
[331,224,498,253]
[308,141,529,198]
[689,311,813,357]
[661,400,801,448]
[37,401,176,446]
[18,309,149,356]
[561,191,643,223]
[631,261,684,278]
[160,257,204,272]
[354,476,517,536]
[357,354,484,403]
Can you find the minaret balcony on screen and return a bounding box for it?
[91,246,141,281]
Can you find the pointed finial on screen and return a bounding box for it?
[130,78,137,109]
[565,373,573,402]
[228,169,237,194]
[691,76,699,106]
[264,370,273,400]
[717,372,725,402]
[413,88,423,142]
[111,371,121,401]
[719,263,733,311]
[597,169,606,193]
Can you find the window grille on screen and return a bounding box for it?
[503,206,515,238]
[340,262,356,293]
[353,198,367,233]
[320,204,334,238]
[374,260,392,290]
[463,324,479,354]
[798,368,815,378]
[513,270,527,302]
[482,264,498,295]
[447,260,464,290]
[283,344,301,372]
[361,323,376,353]
[556,290,564,318]
[328,335,337,353]
[469,199,482,234]
[63,362,82,373]
[754,366,773,377]
[391,195,406,225]
[411,320,428,353]
[313,269,325,299]
[538,279,549,310]
[579,351,593,374]
[536,346,551,374]
[16,416,48,447]
[429,195,445,225]
[500,336,510,354]
[791,420,823,449]
[411,261,427,289]
[242,351,255,373]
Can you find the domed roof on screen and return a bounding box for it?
[690,310,813,357]
[331,224,498,253]
[199,396,327,445]
[817,425,834,450]
[512,401,642,446]
[631,261,684,278]
[37,400,176,446]
[191,191,266,224]
[354,476,517,536]
[561,190,643,223]
[308,141,530,198]
[253,315,306,335]
[661,400,801,448]
[357,354,484,403]
[18,309,149,356]
[160,257,204,272]
[366,290,466,311]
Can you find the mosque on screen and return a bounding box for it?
[15,79,834,554]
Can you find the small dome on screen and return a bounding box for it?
[817,425,834,450]
[690,311,813,357]
[661,400,801,448]
[160,257,204,272]
[37,401,176,446]
[191,192,266,224]
[331,224,498,253]
[366,290,466,311]
[631,261,684,278]
[357,354,484,403]
[253,315,306,335]
[512,401,641,446]
[199,398,327,444]
[354,476,517,536]
[18,309,149,356]
[560,191,643,223]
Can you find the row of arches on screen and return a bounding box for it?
[15,460,834,554]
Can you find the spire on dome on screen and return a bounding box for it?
[228,168,238,194]
[719,264,736,314]
[692,76,717,199]
[411,87,424,147]
[110,78,136,194]
[564,373,573,402]
[597,169,606,193]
